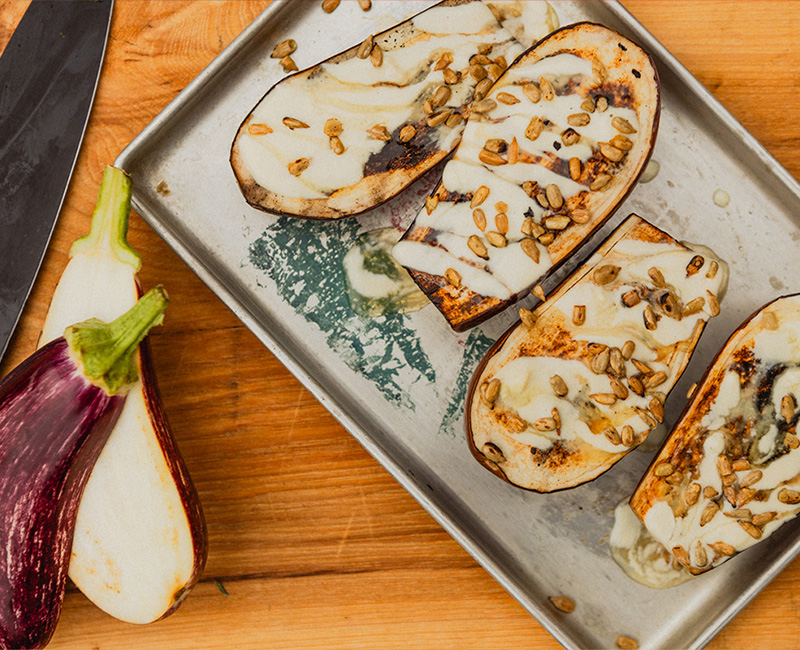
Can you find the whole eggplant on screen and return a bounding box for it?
[0,286,168,649]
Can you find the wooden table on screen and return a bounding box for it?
[2,1,800,648]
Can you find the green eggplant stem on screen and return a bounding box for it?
[70,165,142,271]
[65,285,169,396]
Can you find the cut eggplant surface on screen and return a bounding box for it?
[466,215,728,492]
[393,22,661,331]
[631,294,800,575]
[230,0,558,220]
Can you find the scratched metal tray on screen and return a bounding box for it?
[115,2,800,648]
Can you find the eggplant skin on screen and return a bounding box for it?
[0,340,123,649]
[630,294,800,575]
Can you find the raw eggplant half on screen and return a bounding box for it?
[230,0,558,220]
[466,214,727,492]
[631,294,800,575]
[393,22,661,331]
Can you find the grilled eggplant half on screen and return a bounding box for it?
[230,0,558,220]
[466,214,728,492]
[393,22,660,331]
[631,295,800,574]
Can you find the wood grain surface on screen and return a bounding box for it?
[2,1,800,648]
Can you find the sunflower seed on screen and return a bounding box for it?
[621,425,635,447]
[592,393,618,406]
[709,541,735,556]
[542,185,563,211]
[523,83,541,103]
[483,138,505,154]
[370,44,383,67]
[609,348,625,377]
[487,63,504,80]
[616,634,639,649]
[595,96,609,113]
[649,396,664,422]
[654,462,674,477]
[497,91,520,105]
[724,508,752,520]
[470,53,492,66]
[474,77,493,100]
[685,482,701,506]
[610,376,629,400]
[568,157,582,181]
[479,149,506,166]
[752,512,777,526]
[631,359,653,376]
[636,407,657,429]
[568,113,591,127]
[561,129,580,146]
[706,291,720,317]
[644,371,667,390]
[706,260,719,279]
[534,417,557,432]
[610,134,634,151]
[538,232,554,245]
[482,378,501,406]
[283,117,309,130]
[778,488,800,504]
[573,305,586,326]
[739,470,762,488]
[399,124,416,143]
[722,473,737,487]
[571,209,590,224]
[507,412,528,433]
[621,340,635,360]
[491,213,507,236]
[427,110,452,128]
[590,174,612,191]
[732,458,751,472]
[520,238,540,263]
[329,135,345,155]
[686,255,705,276]
[525,116,545,141]
[603,426,621,445]
[468,209,486,233]
[477,43,493,55]
[700,501,719,526]
[612,116,637,134]
[723,486,738,506]
[580,96,596,113]
[539,76,554,100]
[481,442,505,463]
[470,185,490,208]
[661,292,682,320]
[549,595,575,613]
[694,543,708,567]
[271,38,297,59]
[445,112,463,128]
[358,0,371,9]
[468,235,489,259]
[485,231,506,248]
[591,347,610,375]
[367,124,392,141]
[682,297,705,317]
[434,51,453,71]
[648,267,666,287]
[643,305,658,330]
[781,394,796,423]
[443,68,460,84]
[321,0,340,12]
[592,58,607,82]
[622,290,640,307]
[599,142,625,162]
[593,264,620,286]
[279,54,297,74]
[432,85,452,108]
[247,123,273,136]
[504,137,518,165]
[549,375,568,398]
[356,35,374,59]
[533,285,546,301]
[786,432,800,450]
[703,486,718,499]
[472,98,497,114]
[288,158,310,176]
[444,268,461,288]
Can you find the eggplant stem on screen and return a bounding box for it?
[70,166,142,271]
[65,286,169,395]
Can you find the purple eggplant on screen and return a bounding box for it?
[0,286,168,649]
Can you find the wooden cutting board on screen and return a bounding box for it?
[1,1,800,648]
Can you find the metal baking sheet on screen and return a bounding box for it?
[115,2,800,648]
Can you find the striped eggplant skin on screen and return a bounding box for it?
[0,339,124,650]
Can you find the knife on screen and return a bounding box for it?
[0,0,113,364]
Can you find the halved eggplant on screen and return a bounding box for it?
[631,295,800,574]
[230,0,558,220]
[392,22,660,331]
[466,214,727,492]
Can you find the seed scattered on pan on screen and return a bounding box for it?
[468,235,489,259]
[474,77,493,100]
[519,307,536,329]
[573,305,586,326]
[694,543,708,567]
[616,635,639,650]
[426,110,452,128]
[603,426,621,445]
[786,432,800,450]
[367,124,391,141]
[706,260,719,279]
[593,264,620,286]
[682,297,705,317]
[610,376,628,400]
[533,285,546,301]
[709,541,735,556]
[329,136,345,155]
[525,116,545,141]
[446,112,463,128]
[472,98,497,114]
[610,134,633,151]
[644,371,667,390]
[323,118,343,137]
[271,38,297,59]
[647,267,665,287]
[523,83,541,103]
[496,91,519,105]
[782,394,796,422]
[443,68,460,85]
[591,347,610,375]
[288,158,310,176]
[590,174,612,191]
[571,209,590,224]
[612,116,637,134]
[700,501,719,526]
[654,461,674,477]
[595,96,609,113]
[358,0,371,9]
[706,291,720,317]
[432,85,451,108]
[738,521,762,539]
[685,482,701,506]
[444,268,462,288]
[321,0,340,13]
[561,129,580,146]
[739,470,762,488]
[685,255,705,276]
[507,138,519,165]
[568,157,582,181]
[481,442,505,464]
[472,208,487,231]
[534,417,557,432]
[539,76,554,100]
[248,123,272,136]
[508,413,528,433]
[283,117,309,130]
[433,51,453,71]
[649,396,664,422]
[591,393,618,406]
[724,508,752,520]
[484,138,505,154]
[544,184,563,210]
[550,375,568,397]
[370,44,384,67]
[479,150,506,166]
[485,231,506,248]
[398,124,416,143]
[356,34,374,59]
[482,378,501,406]
[621,290,640,308]
[599,142,624,162]
[732,458,750,472]
[567,113,590,127]
[703,486,718,499]
[494,213,509,235]
[470,53,492,66]
[621,426,635,447]
[643,305,658,331]
[636,407,657,429]
[549,596,575,613]
[752,512,777,526]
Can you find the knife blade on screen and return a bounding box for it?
[0,0,113,364]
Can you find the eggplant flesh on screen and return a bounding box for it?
[393,22,661,331]
[631,294,800,575]
[466,214,727,492]
[230,0,558,220]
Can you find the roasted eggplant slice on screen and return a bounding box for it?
[231,0,558,220]
[466,214,728,492]
[631,295,800,574]
[393,22,660,331]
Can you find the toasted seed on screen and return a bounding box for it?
[682,297,705,317]
[592,393,618,406]
[470,63,489,81]
[592,58,607,82]
[609,348,625,377]
[631,359,653,376]
[635,406,657,429]
[621,425,635,447]
[525,116,545,141]
[479,149,507,166]
[539,76,554,100]
[520,238,540,264]
[288,158,310,176]
[732,458,751,472]
[442,67,460,85]
[694,543,708,567]
[739,521,764,541]
[610,134,634,151]
[739,470,762,488]
[472,98,497,114]
[470,53,492,66]
[591,347,610,375]
[367,124,392,141]
[280,55,298,71]
[487,63,504,80]
[469,186,490,209]
[491,212,508,235]
[545,216,571,232]
[778,488,800,504]
[247,123,273,136]
[595,96,609,113]
[283,117,309,130]
[483,231,506,249]
[533,285,546,301]
[474,77,493,100]
[482,378,501,406]
[722,473,737,487]
[398,124,416,143]
[612,116,637,134]
[685,255,705,277]
[782,394,796,422]
[507,412,528,432]
[590,174,612,191]
[665,470,684,486]
[561,129,580,146]
[568,157,582,181]
[323,118,343,137]
[654,461,674,477]
[434,51,453,71]
[432,85,451,108]
[593,264,620,286]
[329,135,345,155]
[644,371,667,390]
[621,340,635,360]
[528,217,545,238]
[686,383,698,399]
[706,260,719,279]
[685,482,701,506]
[469,209,486,233]
[422,99,435,116]
[427,110,452,128]
[705,291,720,317]
[580,96,595,113]
[723,486,738,506]
[538,232,554,245]
[709,541,736,556]
[484,138,505,154]
[549,596,575,613]
[621,290,640,308]
[573,305,586,326]
[649,396,664,423]
[643,305,658,331]
[604,426,621,445]
[543,185,563,211]
[321,0,340,12]
[534,417,557,432]
[703,486,719,499]
[477,42,493,55]
[496,91,520,105]
[512,308,534,330]
[356,35,374,59]
[752,512,778,526]
[271,38,297,59]
[587,343,608,354]
[610,376,629,400]
[444,268,462,288]
[599,142,625,162]
[445,112,463,128]
[468,235,489,259]
[550,375,568,397]
[522,83,541,103]
[481,442,505,463]
[571,209,590,224]
[370,44,383,67]
[358,0,371,9]
[504,137,518,165]
[567,113,591,127]
[700,501,719,526]
[724,508,752,520]
[648,267,666,287]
